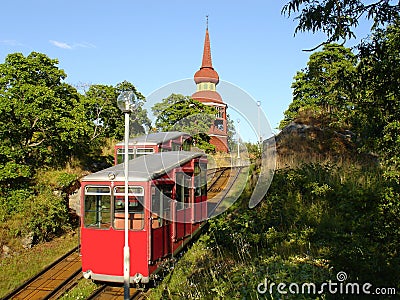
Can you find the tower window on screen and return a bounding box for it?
[215,106,223,118]
[214,119,224,131]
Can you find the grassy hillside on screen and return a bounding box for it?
[149,122,399,299]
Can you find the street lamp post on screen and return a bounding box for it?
[237,119,240,162]
[117,91,135,300]
[257,101,261,144]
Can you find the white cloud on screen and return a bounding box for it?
[49,40,96,50]
[50,40,72,49]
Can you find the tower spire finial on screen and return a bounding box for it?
[206,15,209,30]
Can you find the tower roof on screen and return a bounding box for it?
[194,28,219,84]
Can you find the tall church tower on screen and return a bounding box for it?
[192,24,229,152]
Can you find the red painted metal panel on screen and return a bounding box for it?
[151,227,164,261]
[81,228,149,277]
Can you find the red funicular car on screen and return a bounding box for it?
[80,151,208,284]
[114,131,192,165]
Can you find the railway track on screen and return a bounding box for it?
[87,285,145,300]
[207,166,243,217]
[207,167,232,198]
[2,246,81,300]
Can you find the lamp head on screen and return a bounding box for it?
[117,91,135,113]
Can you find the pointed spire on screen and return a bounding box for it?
[201,27,213,68]
[194,20,219,85]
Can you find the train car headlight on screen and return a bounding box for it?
[132,273,143,283]
[108,172,116,180]
[83,270,93,279]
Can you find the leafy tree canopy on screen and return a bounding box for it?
[280,44,358,129]
[0,52,92,186]
[356,20,400,177]
[152,94,217,152]
[83,80,150,141]
[282,0,400,49]
[281,20,400,179]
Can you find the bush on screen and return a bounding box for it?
[164,162,400,299]
[25,189,70,242]
[0,188,33,222]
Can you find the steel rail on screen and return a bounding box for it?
[2,246,81,300]
[87,285,142,300]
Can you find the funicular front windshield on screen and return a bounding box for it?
[114,186,145,230]
[84,186,111,229]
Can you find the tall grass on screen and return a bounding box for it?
[149,159,399,299]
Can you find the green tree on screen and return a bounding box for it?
[355,20,400,178]
[226,115,236,151]
[83,81,150,141]
[280,6,400,176]
[280,44,358,129]
[116,80,151,134]
[151,94,217,152]
[282,0,400,49]
[0,52,91,186]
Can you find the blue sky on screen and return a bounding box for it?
[1,0,371,142]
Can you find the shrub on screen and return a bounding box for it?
[25,189,70,242]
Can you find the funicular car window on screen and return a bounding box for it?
[194,162,201,197]
[113,186,145,230]
[171,142,180,151]
[200,162,207,196]
[182,139,191,151]
[117,148,135,164]
[151,184,173,228]
[136,148,154,158]
[175,172,192,210]
[84,186,111,229]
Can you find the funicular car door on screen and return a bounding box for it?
[175,162,194,239]
[150,179,173,262]
[194,159,208,222]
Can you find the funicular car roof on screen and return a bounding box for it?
[82,151,204,183]
[115,131,190,146]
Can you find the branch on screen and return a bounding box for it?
[28,139,45,147]
[302,41,331,52]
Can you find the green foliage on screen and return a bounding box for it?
[282,0,400,47]
[226,115,236,151]
[355,20,400,179]
[26,189,70,242]
[0,52,148,245]
[56,173,78,190]
[0,188,33,222]
[83,81,150,141]
[0,52,91,181]
[153,162,399,299]
[152,94,217,152]
[0,233,78,298]
[280,44,357,129]
[59,278,98,300]
[282,20,400,177]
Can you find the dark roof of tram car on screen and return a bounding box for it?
[82,151,206,182]
[115,131,191,146]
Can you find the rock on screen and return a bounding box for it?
[69,188,81,216]
[21,232,35,249]
[3,244,11,257]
